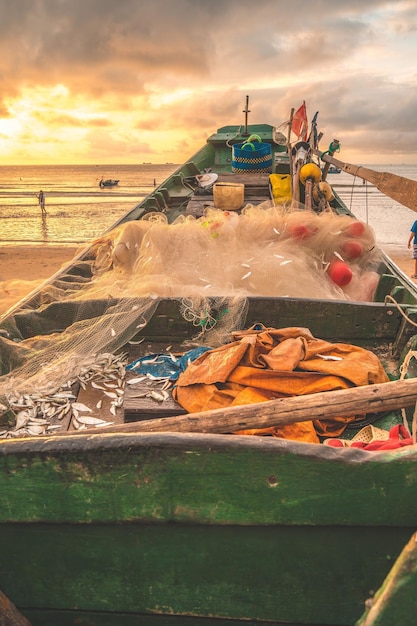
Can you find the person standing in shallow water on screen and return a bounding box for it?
[407,219,417,278]
[37,190,46,214]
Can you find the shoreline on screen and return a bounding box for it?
[380,243,415,277]
[0,242,415,316]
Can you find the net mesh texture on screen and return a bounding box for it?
[0,201,381,409]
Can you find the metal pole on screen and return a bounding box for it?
[243,95,250,136]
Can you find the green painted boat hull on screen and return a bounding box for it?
[1,433,417,625]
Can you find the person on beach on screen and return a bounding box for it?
[37,190,46,214]
[407,219,417,278]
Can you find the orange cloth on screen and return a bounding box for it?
[172,326,389,443]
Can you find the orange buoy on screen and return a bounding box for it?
[328,260,353,287]
[342,240,363,260]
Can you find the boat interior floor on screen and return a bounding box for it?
[184,173,272,218]
[52,337,407,438]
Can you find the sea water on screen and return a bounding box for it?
[0,163,176,245]
[329,164,417,256]
[0,163,416,253]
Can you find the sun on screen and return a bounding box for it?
[0,82,202,164]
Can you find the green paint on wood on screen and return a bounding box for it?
[1,434,417,525]
[0,523,412,625]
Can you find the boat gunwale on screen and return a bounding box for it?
[1,429,417,463]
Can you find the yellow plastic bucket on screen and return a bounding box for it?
[213,182,245,210]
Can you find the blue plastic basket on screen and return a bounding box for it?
[232,139,272,174]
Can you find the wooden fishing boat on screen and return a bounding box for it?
[1,101,417,625]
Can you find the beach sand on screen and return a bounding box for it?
[0,243,415,316]
[0,245,81,282]
[0,244,81,314]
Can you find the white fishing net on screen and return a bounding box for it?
[0,202,382,404]
[89,202,381,302]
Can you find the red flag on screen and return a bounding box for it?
[291,101,308,141]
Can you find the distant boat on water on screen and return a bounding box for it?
[327,165,341,173]
[99,178,119,188]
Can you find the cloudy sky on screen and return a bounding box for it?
[0,0,416,165]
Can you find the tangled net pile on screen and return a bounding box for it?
[0,201,381,401]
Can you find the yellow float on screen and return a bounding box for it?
[299,162,322,184]
[312,180,334,202]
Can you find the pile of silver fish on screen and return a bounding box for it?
[0,351,128,439]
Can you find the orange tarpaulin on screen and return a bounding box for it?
[173,326,389,443]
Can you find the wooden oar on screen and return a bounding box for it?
[62,377,417,437]
[0,590,31,625]
[356,531,417,626]
[313,146,417,213]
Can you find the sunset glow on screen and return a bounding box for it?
[0,1,416,165]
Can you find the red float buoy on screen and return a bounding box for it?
[344,221,365,237]
[328,260,353,287]
[290,224,310,240]
[342,240,363,260]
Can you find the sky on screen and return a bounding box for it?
[0,0,416,165]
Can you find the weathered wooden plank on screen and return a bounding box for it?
[140,298,404,344]
[76,383,124,427]
[124,371,185,419]
[186,195,271,217]
[2,297,404,344]
[3,431,417,527]
[124,341,190,418]
[68,376,417,436]
[1,523,412,626]
[216,172,271,186]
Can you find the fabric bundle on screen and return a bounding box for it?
[173,325,389,443]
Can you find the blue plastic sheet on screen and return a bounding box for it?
[126,346,212,381]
